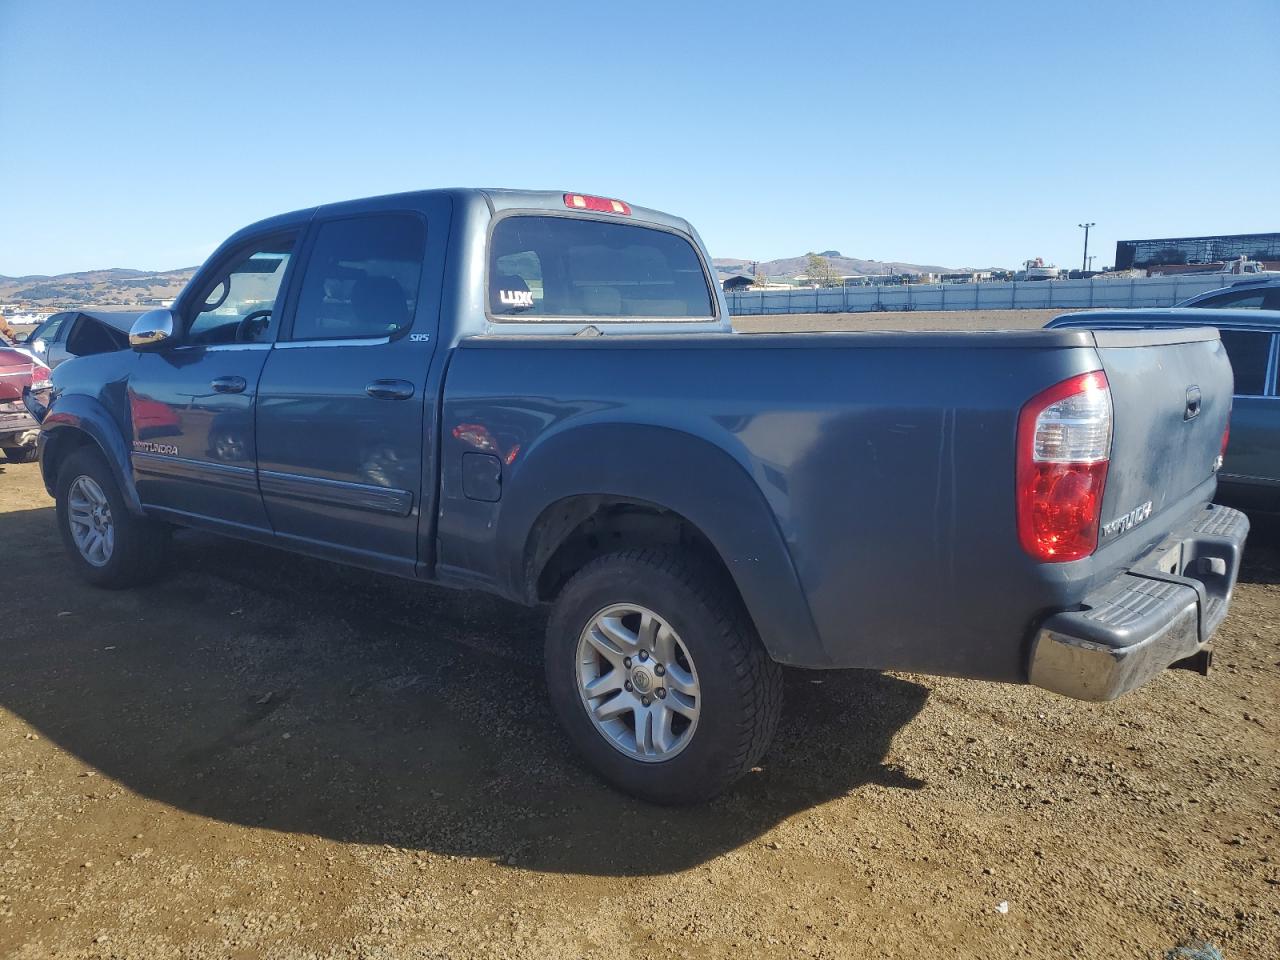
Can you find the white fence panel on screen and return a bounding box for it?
[727,274,1239,316]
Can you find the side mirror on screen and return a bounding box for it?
[14,331,28,343]
[130,309,175,350]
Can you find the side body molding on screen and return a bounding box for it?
[494,423,827,667]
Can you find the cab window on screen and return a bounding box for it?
[1203,291,1269,310]
[289,215,426,341]
[187,233,298,346]
[488,216,715,320]
[29,312,72,344]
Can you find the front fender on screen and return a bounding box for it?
[40,393,142,515]
[497,422,828,667]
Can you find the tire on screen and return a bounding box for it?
[3,445,38,463]
[55,447,169,588]
[545,548,783,804]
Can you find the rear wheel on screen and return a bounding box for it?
[55,447,169,588]
[545,548,783,804]
[2,446,38,463]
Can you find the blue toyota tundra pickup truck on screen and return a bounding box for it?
[27,188,1248,802]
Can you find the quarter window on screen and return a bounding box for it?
[290,215,426,341]
[1217,330,1271,396]
[489,216,715,320]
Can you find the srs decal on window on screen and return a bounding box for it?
[499,289,534,309]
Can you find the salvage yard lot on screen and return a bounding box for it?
[1,310,1277,959]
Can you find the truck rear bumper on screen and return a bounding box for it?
[1029,503,1248,701]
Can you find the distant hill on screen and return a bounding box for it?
[0,266,197,311]
[714,251,975,279]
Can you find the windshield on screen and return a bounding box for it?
[488,215,715,320]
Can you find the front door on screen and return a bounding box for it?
[129,231,298,530]
[255,206,443,573]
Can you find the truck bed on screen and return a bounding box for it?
[438,326,1231,681]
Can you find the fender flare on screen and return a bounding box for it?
[496,422,829,667]
[40,394,143,515]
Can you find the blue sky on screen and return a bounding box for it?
[1,0,1277,276]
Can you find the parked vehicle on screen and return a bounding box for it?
[0,345,51,461]
[1049,307,1280,514]
[1,331,39,365]
[30,189,1248,802]
[1176,277,1280,311]
[17,310,139,369]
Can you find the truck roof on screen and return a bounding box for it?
[226,188,695,246]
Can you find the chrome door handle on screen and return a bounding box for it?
[210,376,247,394]
[365,379,415,400]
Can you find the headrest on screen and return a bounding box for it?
[351,276,409,331]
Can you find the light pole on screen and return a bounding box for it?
[1078,222,1095,274]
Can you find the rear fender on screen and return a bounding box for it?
[40,394,142,515]
[498,422,827,666]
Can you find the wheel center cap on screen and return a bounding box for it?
[631,667,653,694]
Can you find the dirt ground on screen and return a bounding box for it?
[2,310,1278,959]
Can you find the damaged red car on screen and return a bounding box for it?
[0,338,52,462]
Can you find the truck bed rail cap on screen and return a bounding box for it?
[459,329,1104,350]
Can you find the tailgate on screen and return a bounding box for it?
[1093,327,1231,547]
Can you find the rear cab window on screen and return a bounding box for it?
[488,215,715,321]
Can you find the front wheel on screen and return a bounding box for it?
[55,447,169,588]
[545,548,783,804]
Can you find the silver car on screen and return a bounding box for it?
[17,310,139,369]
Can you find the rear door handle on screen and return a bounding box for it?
[210,376,247,394]
[365,379,415,401]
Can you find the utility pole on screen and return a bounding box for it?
[1086,255,1096,272]
[1078,222,1095,274]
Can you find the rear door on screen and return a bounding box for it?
[1092,328,1234,544]
[254,198,449,574]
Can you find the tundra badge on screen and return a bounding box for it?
[1101,500,1153,538]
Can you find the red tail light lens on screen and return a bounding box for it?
[1016,371,1112,562]
[563,193,631,216]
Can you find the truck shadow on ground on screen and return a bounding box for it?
[0,505,927,877]
[1236,514,1280,585]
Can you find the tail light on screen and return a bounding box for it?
[31,363,52,391]
[1217,418,1230,471]
[1016,371,1112,562]
[563,194,631,216]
